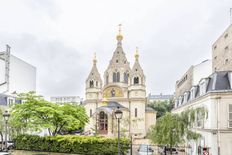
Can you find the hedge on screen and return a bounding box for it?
[14,134,130,155]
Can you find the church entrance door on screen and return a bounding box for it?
[98,111,108,134]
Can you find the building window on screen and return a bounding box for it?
[135,108,137,117]
[225,59,229,64]
[196,111,203,127]
[214,56,217,60]
[90,80,94,88]
[106,75,109,84]
[96,81,98,87]
[229,104,232,128]
[124,72,128,83]
[90,109,92,117]
[113,72,117,82]
[116,72,120,82]
[116,59,119,63]
[224,33,228,39]
[134,77,139,84]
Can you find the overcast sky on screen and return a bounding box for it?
[0,0,231,98]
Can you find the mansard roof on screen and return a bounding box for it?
[175,71,232,109]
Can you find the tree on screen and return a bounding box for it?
[148,108,207,154]
[148,100,174,118]
[10,92,89,136]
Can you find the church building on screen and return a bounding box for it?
[84,27,156,138]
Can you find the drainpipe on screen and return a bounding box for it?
[216,96,221,155]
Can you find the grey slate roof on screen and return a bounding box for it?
[175,71,232,109]
[207,71,231,91]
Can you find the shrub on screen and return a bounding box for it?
[14,134,130,155]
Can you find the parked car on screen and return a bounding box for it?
[159,146,178,154]
[0,141,15,150]
[137,144,154,155]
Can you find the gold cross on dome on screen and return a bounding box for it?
[118,24,122,34]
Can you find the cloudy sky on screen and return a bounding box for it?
[0,0,231,98]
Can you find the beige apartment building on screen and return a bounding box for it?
[173,24,232,155]
[83,29,156,138]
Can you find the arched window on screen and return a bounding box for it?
[135,108,137,117]
[113,72,117,82]
[106,75,109,84]
[98,111,108,134]
[116,72,120,82]
[134,77,139,84]
[124,72,128,83]
[96,81,98,87]
[90,80,94,88]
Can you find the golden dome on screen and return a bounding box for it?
[116,24,123,41]
[135,47,139,61]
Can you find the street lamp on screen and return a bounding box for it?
[3,110,10,151]
[115,107,123,155]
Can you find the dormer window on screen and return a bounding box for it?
[178,96,183,106]
[183,92,189,103]
[190,86,196,100]
[199,79,208,96]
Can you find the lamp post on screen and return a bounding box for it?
[3,110,10,151]
[115,107,123,155]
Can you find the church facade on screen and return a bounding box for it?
[83,28,156,138]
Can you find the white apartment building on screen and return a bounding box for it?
[148,93,173,103]
[0,45,36,106]
[173,25,232,155]
[50,96,82,105]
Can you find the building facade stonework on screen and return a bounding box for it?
[83,30,156,138]
[212,24,232,72]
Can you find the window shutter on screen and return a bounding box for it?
[229,104,232,128]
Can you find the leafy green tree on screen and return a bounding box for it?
[148,100,174,118]
[10,92,89,136]
[148,108,207,154]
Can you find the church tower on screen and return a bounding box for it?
[84,26,156,138]
[85,53,102,132]
[129,47,146,98]
[103,25,131,98]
